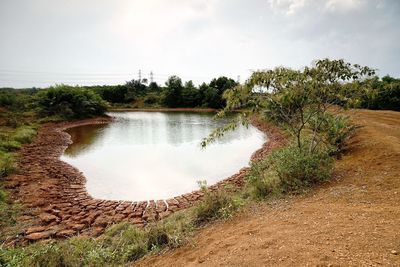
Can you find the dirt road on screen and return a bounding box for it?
[135,109,400,266]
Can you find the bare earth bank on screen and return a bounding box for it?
[134,109,400,267]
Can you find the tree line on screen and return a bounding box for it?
[0,66,399,121]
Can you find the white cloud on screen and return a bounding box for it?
[109,0,217,41]
[0,0,399,87]
[267,0,365,15]
[325,0,363,12]
[267,0,308,15]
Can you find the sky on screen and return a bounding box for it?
[0,0,399,88]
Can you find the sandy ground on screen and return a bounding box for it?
[134,109,400,267]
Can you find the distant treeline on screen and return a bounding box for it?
[84,75,238,109]
[0,75,237,119]
[0,73,399,121]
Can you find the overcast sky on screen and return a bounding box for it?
[0,0,399,88]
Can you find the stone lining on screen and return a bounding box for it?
[4,116,285,245]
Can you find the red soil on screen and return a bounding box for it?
[133,109,400,266]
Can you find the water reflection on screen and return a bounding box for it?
[65,124,108,157]
[61,112,266,201]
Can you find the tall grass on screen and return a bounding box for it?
[248,141,334,198]
[0,211,195,267]
[194,187,244,226]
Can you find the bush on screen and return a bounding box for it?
[247,159,281,199]
[0,140,21,151]
[37,85,108,119]
[12,126,37,144]
[27,244,65,267]
[309,113,357,155]
[359,76,400,111]
[272,144,333,192]
[0,151,15,178]
[143,94,161,106]
[247,142,334,197]
[323,115,357,154]
[146,225,170,250]
[194,188,243,225]
[122,244,147,262]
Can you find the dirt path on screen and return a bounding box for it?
[134,109,400,266]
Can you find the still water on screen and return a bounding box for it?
[61,112,266,201]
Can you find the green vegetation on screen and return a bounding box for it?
[0,210,194,266]
[37,85,108,119]
[0,59,399,266]
[0,185,244,267]
[194,184,244,226]
[89,76,238,109]
[205,59,376,199]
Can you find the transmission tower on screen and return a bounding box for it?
[150,71,154,83]
[138,69,142,82]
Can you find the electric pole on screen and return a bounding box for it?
[150,71,154,83]
[138,69,142,82]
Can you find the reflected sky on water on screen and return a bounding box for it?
[61,112,266,201]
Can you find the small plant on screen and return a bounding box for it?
[12,126,37,144]
[0,151,15,178]
[324,115,358,155]
[308,113,358,155]
[247,140,334,197]
[0,140,21,151]
[272,143,333,192]
[247,158,280,199]
[194,186,243,225]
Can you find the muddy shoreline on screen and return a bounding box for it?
[4,113,285,245]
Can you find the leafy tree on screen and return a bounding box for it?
[95,85,128,103]
[359,75,400,111]
[202,77,237,108]
[205,59,375,153]
[148,82,160,91]
[125,79,147,100]
[163,76,183,107]
[37,85,108,119]
[181,80,199,107]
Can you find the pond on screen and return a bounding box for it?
[61,112,266,201]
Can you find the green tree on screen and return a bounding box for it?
[196,77,237,108]
[205,59,375,153]
[164,76,183,107]
[37,85,108,119]
[181,80,199,107]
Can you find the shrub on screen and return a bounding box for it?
[309,113,357,155]
[0,140,21,151]
[37,85,108,119]
[194,188,243,225]
[146,225,170,250]
[122,244,147,262]
[12,126,37,144]
[27,244,65,267]
[143,94,161,106]
[247,159,280,199]
[0,151,15,178]
[323,115,358,154]
[272,144,333,192]
[247,141,334,197]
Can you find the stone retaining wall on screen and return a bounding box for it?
[4,116,285,245]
